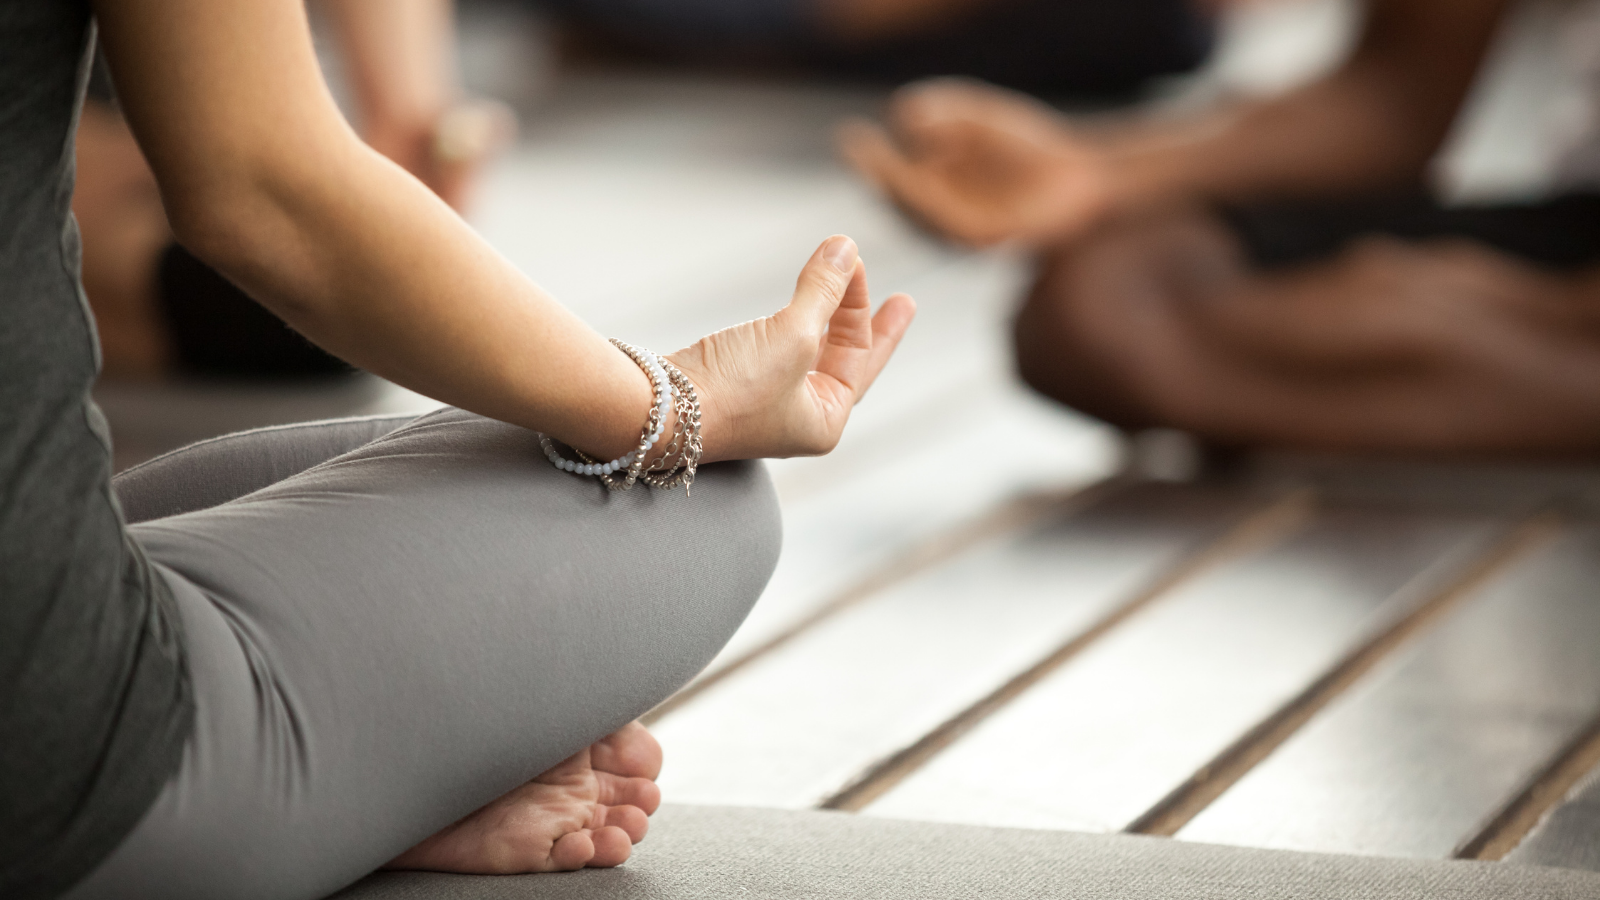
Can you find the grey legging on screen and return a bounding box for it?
[64,408,781,900]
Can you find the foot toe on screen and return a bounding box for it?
[549,829,596,871]
[591,721,663,780]
[587,826,634,868]
[599,772,661,815]
[604,804,650,843]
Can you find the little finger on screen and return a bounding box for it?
[855,293,917,402]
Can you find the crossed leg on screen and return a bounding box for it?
[1013,206,1600,457]
[70,408,781,900]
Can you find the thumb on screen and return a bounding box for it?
[781,235,861,334]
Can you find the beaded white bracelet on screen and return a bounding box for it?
[538,340,672,478]
[540,339,704,494]
[634,355,702,493]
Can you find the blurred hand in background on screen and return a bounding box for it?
[839,80,1119,248]
[325,0,515,212]
[842,0,1509,250]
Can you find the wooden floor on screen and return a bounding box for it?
[95,0,1600,874]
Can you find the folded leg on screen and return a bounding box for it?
[70,407,781,900]
[113,413,420,523]
[1014,205,1600,455]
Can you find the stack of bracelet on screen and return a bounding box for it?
[539,338,703,495]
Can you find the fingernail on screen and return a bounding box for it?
[824,236,859,273]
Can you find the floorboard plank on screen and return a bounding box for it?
[652,483,1267,808]
[860,502,1506,832]
[1462,710,1600,862]
[1129,515,1556,837]
[1507,752,1600,872]
[705,394,1115,677]
[1179,525,1600,859]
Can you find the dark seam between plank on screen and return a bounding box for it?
[817,489,1317,813]
[1456,705,1600,860]
[1126,511,1564,838]
[641,478,1128,727]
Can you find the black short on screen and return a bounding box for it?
[799,0,1216,96]
[542,0,1216,96]
[1219,192,1600,272]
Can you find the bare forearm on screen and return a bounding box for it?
[1092,0,1508,208]
[96,0,650,459]
[186,143,654,461]
[1100,67,1445,206]
[95,0,918,471]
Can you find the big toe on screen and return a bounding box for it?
[600,772,661,816]
[592,721,663,780]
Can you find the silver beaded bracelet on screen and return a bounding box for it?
[539,339,703,495]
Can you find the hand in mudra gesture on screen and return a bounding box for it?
[669,235,917,462]
[839,79,1116,249]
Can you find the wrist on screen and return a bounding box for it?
[555,340,713,491]
[581,342,674,464]
[1030,137,1135,245]
[359,86,451,135]
[1097,148,1168,218]
[664,349,725,463]
[549,344,678,477]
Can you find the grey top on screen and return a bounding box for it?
[0,4,193,899]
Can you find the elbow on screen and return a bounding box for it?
[160,161,268,275]
[157,161,326,323]
[164,194,248,275]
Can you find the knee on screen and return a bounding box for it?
[1012,254,1075,401]
[693,458,783,606]
[526,459,781,728]
[1013,210,1251,433]
[651,459,781,659]
[1011,246,1161,432]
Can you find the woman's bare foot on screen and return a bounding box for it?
[386,721,663,874]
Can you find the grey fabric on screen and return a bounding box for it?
[65,408,782,900]
[332,805,1600,900]
[114,413,418,524]
[1508,766,1600,873]
[0,5,193,898]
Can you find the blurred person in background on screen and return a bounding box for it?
[846,0,1600,457]
[82,0,1223,384]
[77,0,513,381]
[536,0,1218,96]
